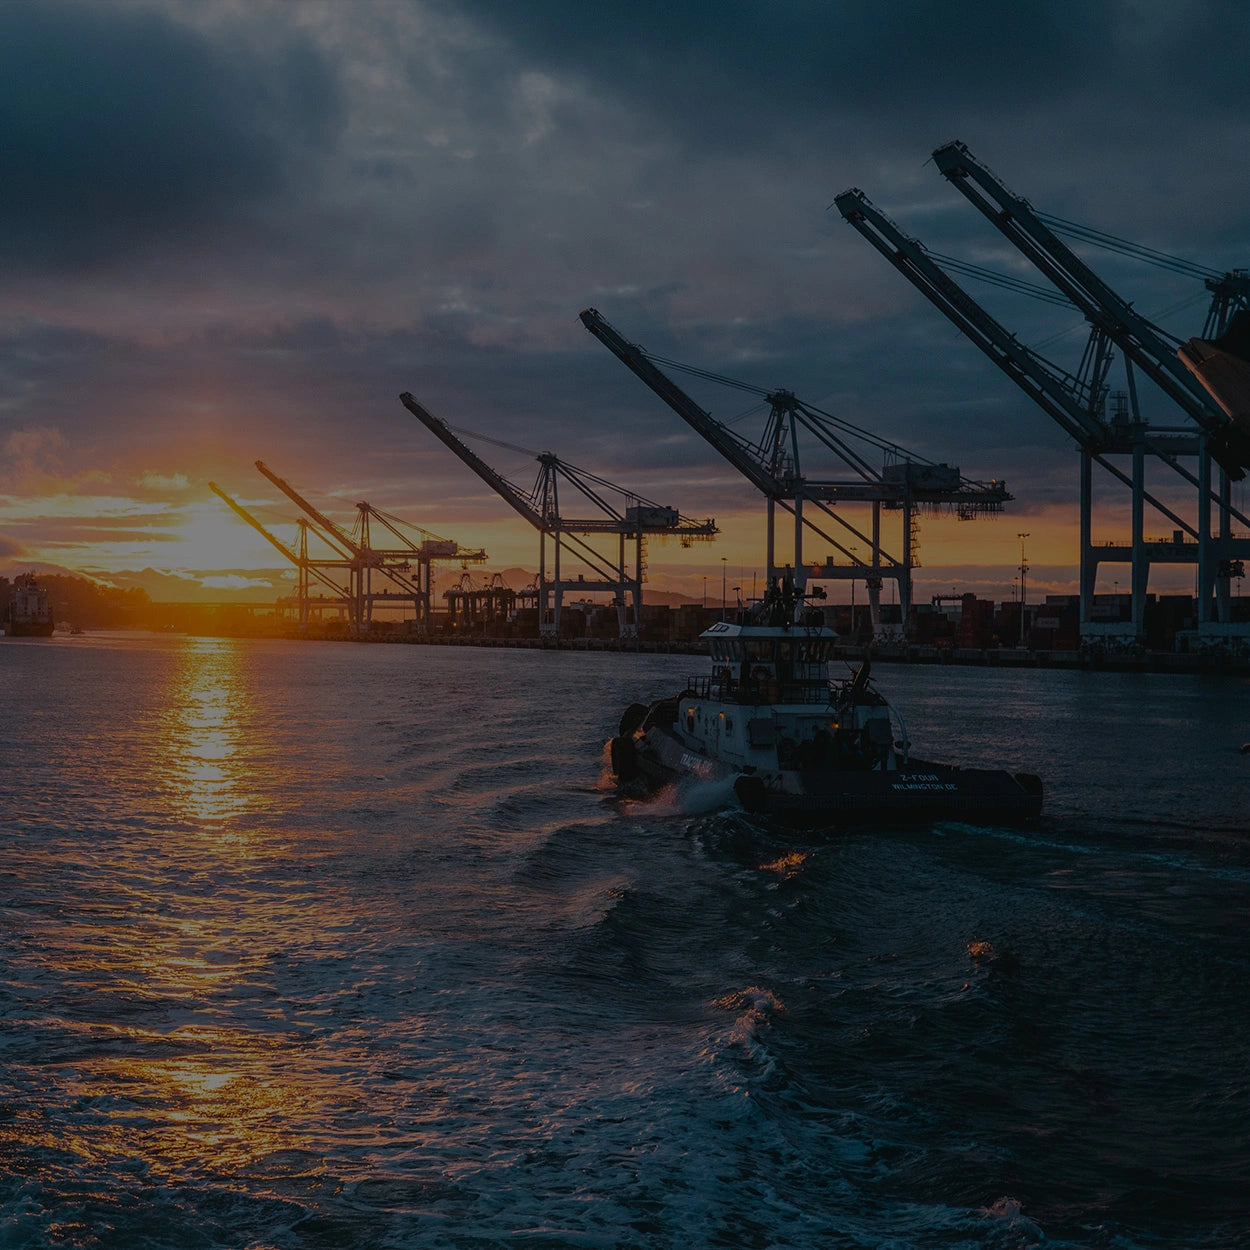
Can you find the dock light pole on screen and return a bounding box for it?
[849,545,857,635]
[1017,532,1030,646]
[721,557,727,617]
[702,575,707,608]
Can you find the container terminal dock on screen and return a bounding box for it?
[122,586,1250,675]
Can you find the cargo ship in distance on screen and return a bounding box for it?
[5,573,55,637]
[609,577,1043,826]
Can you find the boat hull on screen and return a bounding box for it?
[4,620,55,638]
[614,724,1042,827]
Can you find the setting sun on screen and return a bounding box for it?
[168,500,296,572]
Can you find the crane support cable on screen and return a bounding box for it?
[553,460,713,529]
[555,461,664,509]
[643,353,770,397]
[447,423,540,462]
[719,399,772,430]
[1032,298,1196,355]
[791,398,936,464]
[638,348,943,467]
[1037,212,1221,281]
[362,504,452,545]
[446,421,702,522]
[930,252,1076,307]
[930,251,1191,342]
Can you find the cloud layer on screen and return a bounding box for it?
[2,0,1248,600]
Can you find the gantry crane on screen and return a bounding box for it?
[399,392,717,637]
[931,140,1250,478]
[443,570,535,631]
[836,142,1250,640]
[580,307,1010,634]
[208,483,354,631]
[933,140,1250,637]
[253,461,486,630]
[353,500,487,629]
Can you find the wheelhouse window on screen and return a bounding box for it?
[792,640,831,665]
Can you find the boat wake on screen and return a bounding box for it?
[645,774,742,817]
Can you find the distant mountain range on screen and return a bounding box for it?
[0,562,712,607]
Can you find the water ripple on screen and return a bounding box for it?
[1,638,1247,1247]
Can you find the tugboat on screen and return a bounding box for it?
[609,577,1042,826]
[5,573,55,638]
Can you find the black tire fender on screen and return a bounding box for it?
[734,773,768,813]
[619,702,649,737]
[610,735,639,781]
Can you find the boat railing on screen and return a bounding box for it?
[685,674,833,705]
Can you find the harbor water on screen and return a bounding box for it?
[1,632,1247,1249]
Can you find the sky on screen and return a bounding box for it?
[2,0,1249,606]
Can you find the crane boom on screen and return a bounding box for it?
[355,501,488,564]
[209,482,301,563]
[834,188,1111,450]
[838,151,1250,638]
[400,388,716,638]
[208,483,348,599]
[833,188,1249,538]
[581,305,1013,630]
[578,308,783,494]
[931,140,1249,477]
[579,306,1009,506]
[399,392,547,529]
[254,460,361,556]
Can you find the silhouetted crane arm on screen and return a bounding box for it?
[355,502,489,563]
[932,140,1248,476]
[210,483,302,563]
[834,188,1109,449]
[834,191,1250,535]
[399,392,547,530]
[578,308,783,495]
[208,484,349,598]
[254,461,361,557]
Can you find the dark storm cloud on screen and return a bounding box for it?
[1116,0,1250,109]
[446,0,1114,145]
[0,1,342,270]
[432,0,1250,277]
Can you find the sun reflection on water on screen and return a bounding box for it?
[164,637,254,828]
[25,639,378,1195]
[37,1033,339,1183]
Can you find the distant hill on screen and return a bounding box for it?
[0,571,150,629]
[0,562,708,615]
